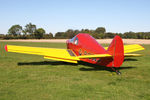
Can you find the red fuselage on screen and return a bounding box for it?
[66,33,113,67]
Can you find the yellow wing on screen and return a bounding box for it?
[5,45,113,63]
[6,45,79,63]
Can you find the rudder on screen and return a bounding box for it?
[107,35,124,67]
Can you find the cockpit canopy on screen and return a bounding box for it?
[70,36,79,45]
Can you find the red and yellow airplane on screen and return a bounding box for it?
[5,33,145,74]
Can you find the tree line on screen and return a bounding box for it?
[0,23,150,39]
[0,23,53,39]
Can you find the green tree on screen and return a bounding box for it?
[43,32,53,39]
[123,31,137,39]
[95,27,106,34]
[0,34,5,39]
[65,29,75,38]
[8,25,22,36]
[116,33,123,38]
[49,33,53,39]
[92,33,100,39]
[24,23,36,35]
[55,32,66,39]
[34,28,45,39]
[74,30,80,35]
[81,29,89,33]
[105,32,115,38]
[80,29,93,35]
[93,27,106,39]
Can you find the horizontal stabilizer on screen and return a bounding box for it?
[123,44,145,53]
[105,44,144,53]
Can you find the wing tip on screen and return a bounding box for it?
[5,45,8,52]
[139,44,145,50]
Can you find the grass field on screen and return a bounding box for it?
[0,42,150,100]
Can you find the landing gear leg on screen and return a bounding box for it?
[111,67,121,75]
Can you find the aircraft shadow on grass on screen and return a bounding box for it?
[18,58,137,72]
[124,58,138,62]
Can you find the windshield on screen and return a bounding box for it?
[70,36,76,43]
[70,36,79,45]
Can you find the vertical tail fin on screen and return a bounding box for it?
[107,35,124,67]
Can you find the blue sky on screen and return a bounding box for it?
[0,0,150,34]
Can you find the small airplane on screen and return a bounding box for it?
[5,33,145,74]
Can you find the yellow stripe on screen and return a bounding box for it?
[124,54,142,57]
[78,54,112,59]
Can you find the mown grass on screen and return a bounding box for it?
[0,42,150,100]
